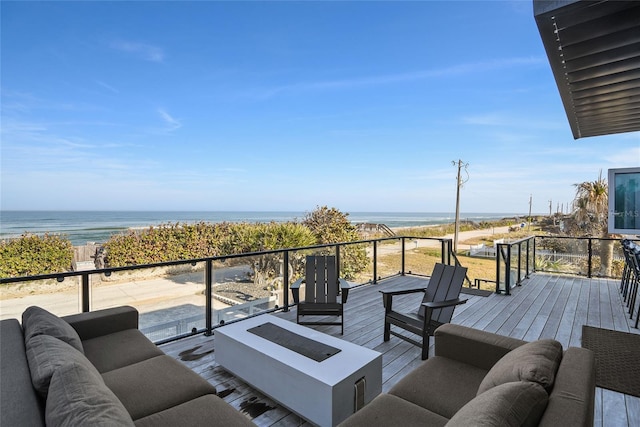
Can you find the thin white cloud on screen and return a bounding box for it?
[252,56,545,99]
[462,113,508,127]
[157,108,182,131]
[96,80,120,94]
[604,146,640,167]
[110,40,165,62]
[2,90,80,114]
[461,112,564,131]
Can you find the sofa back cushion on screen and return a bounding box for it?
[447,381,548,427]
[25,334,100,398]
[477,339,563,395]
[22,306,84,353]
[538,347,596,427]
[0,319,45,427]
[46,362,135,427]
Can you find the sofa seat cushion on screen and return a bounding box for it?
[389,356,488,419]
[46,362,135,427]
[22,306,84,353]
[134,394,254,427]
[26,334,101,398]
[477,339,563,395]
[102,355,217,420]
[82,329,164,373]
[0,319,45,427]
[446,381,549,427]
[338,394,449,427]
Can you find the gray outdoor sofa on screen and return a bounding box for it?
[0,305,253,426]
[339,323,596,427]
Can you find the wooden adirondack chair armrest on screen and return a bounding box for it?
[421,298,468,328]
[339,278,350,303]
[379,287,426,296]
[291,278,304,304]
[421,298,468,310]
[380,287,426,312]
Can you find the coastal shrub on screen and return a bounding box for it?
[303,206,359,244]
[103,222,221,266]
[0,233,74,278]
[103,207,368,282]
[302,206,368,280]
[535,256,571,273]
[103,221,317,268]
[241,222,317,288]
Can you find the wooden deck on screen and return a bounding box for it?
[160,273,640,427]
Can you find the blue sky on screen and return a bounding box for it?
[1,1,638,214]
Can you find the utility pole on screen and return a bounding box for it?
[528,194,532,232]
[452,159,469,253]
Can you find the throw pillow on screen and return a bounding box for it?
[477,339,562,394]
[46,362,135,427]
[446,381,549,427]
[22,306,84,353]
[25,334,101,398]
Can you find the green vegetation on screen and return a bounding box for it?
[301,206,369,280]
[535,256,572,273]
[102,206,368,282]
[567,172,613,276]
[103,221,317,267]
[0,234,73,278]
[0,207,366,279]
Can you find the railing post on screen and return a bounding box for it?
[516,242,522,286]
[373,241,378,284]
[401,237,406,275]
[496,244,501,294]
[533,237,537,273]
[587,238,593,278]
[283,251,289,311]
[525,238,531,278]
[205,259,213,335]
[506,245,512,296]
[81,273,90,313]
[441,240,446,264]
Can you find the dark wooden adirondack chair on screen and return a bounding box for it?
[291,255,350,334]
[381,263,468,359]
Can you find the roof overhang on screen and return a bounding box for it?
[534,0,640,139]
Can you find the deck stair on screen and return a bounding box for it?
[356,223,395,237]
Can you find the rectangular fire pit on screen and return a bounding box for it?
[215,314,382,426]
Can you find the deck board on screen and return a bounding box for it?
[160,272,640,426]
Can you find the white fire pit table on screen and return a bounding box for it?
[215,314,382,427]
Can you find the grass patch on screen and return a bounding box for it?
[461,227,545,246]
[377,248,498,291]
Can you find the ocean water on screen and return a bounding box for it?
[0,211,525,246]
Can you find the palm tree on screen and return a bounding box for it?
[572,171,613,276]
